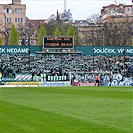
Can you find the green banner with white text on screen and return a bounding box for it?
[0,46,132,56]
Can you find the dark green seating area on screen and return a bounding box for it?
[0,54,133,77]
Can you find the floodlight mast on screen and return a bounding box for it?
[64,0,67,12]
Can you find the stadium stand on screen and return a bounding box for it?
[0,54,133,78]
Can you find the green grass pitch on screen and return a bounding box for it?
[0,86,132,133]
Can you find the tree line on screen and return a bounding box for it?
[0,15,132,46]
[79,22,132,46]
[0,23,76,46]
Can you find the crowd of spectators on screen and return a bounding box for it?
[0,54,133,78]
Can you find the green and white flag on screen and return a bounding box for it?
[41,74,46,82]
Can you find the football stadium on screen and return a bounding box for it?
[0,1,133,132]
[0,37,133,133]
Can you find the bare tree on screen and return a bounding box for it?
[115,22,131,46]
[0,19,9,45]
[77,13,132,46]
[17,21,37,46]
[87,24,104,46]
[80,18,132,46]
[77,14,103,46]
[103,21,132,46]
[87,14,100,24]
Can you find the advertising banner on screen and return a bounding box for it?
[72,82,95,86]
[6,82,40,87]
[93,47,133,56]
[111,77,133,86]
[0,46,42,55]
[33,74,69,82]
[71,72,132,86]
[0,46,132,56]
[15,74,32,81]
[71,72,110,83]
[2,77,16,82]
[74,46,133,56]
[41,81,71,87]
[2,74,32,82]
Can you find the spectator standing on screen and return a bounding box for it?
[95,75,100,86]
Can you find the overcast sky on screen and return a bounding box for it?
[1,0,132,20]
